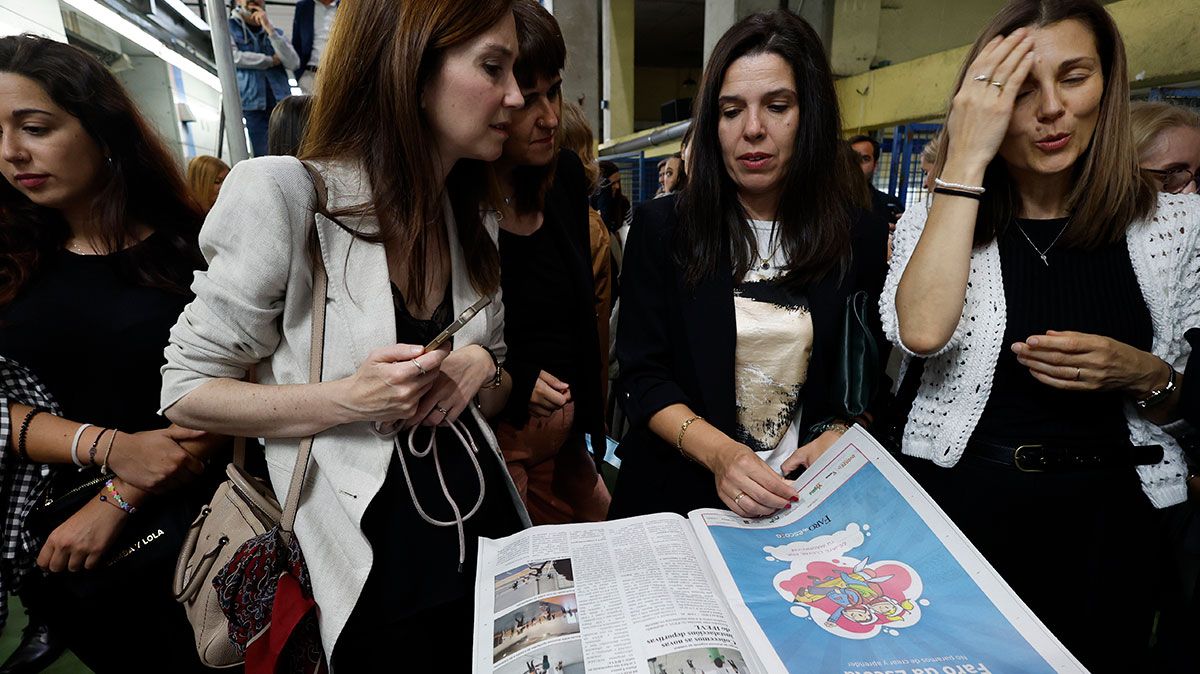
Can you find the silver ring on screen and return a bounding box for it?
[972,74,991,82]
[412,358,427,375]
[1073,367,1081,381]
[435,404,450,421]
[733,491,746,506]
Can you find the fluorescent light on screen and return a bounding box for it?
[159,0,210,32]
[61,0,220,90]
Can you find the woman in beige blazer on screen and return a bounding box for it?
[159,0,531,669]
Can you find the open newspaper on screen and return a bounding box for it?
[473,426,1086,674]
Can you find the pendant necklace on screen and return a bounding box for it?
[758,223,782,270]
[1014,220,1068,266]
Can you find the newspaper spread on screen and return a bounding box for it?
[473,426,1086,674]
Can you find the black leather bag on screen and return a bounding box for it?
[27,467,211,597]
[836,290,881,419]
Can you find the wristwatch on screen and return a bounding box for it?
[1136,358,1177,409]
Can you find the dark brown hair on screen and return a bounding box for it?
[0,34,203,306]
[931,0,1155,247]
[677,10,856,289]
[505,0,566,214]
[300,0,514,302]
[267,94,312,157]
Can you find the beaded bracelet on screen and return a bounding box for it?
[933,177,986,194]
[16,407,47,462]
[99,479,137,515]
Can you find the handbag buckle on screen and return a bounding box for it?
[1013,444,1046,472]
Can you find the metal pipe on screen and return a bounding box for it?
[599,119,691,157]
[205,0,250,164]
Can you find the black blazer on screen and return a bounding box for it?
[609,195,890,518]
[500,150,606,457]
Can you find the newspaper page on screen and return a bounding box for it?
[473,513,758,674]
[688,426,1087,673]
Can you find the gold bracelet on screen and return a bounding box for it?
[676,415,703,452]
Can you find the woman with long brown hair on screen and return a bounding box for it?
[884,0,1199,666]
[609,10,888,520]
[160,0,529,668]
[0,34,220,672]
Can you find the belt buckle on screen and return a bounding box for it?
[1013,444,1045,473]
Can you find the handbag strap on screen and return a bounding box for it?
[278,161,331,539]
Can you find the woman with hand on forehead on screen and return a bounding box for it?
[884,0,1199,667]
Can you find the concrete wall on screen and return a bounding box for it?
[0,0,66,39]
[874,0,1006,67]
[555,0,602,136]
[602,0,635,140]
[633,66,698,129]
[837,0,1200,132]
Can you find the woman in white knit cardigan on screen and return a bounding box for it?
[882,0,1198,669]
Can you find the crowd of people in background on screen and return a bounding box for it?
[1,0,1198,672]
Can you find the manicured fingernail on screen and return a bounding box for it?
[784,504,791,510]
[790,495,799,502]
[1028,337,1039,346]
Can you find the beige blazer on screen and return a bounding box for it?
[160,155,530,662]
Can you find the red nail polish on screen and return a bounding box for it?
[784,504,791,510]
[790,495,799,502]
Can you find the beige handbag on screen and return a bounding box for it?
[172,162,331,668]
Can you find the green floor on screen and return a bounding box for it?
[1,597,90,673]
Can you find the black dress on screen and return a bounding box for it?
[0,234,218,673]
[901,219,1158,673]
[331,282,523,671]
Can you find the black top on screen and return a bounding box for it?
[356,282,522,618]
[608,196,890,518]
[499,150,606,453]
[0,234,190,433]
[973,218,1153,443]
[499,223,579,386]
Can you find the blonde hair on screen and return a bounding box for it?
[920,131,942,165]
[1130,101,1200,162]
[186,155,230,213]
[558,100,599,191]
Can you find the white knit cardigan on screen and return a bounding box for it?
[880,193,1200,508]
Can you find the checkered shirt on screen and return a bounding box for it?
[0,356,57,629]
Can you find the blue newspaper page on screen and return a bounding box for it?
[688,426,1086,674]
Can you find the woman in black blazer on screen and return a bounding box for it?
[493,0,609,523]
[609,10,889,520]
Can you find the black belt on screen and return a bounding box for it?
[966,439,1163,472]
[304,65,318,73]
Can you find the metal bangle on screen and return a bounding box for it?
[479,345,504,390]
[1135,358,1177,409]
[100,429,119,476]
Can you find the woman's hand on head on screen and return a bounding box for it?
[529,370,571,418]
[944,28,1036,172]
[341,343,446,425]
[706,442,798,519]
[1012,330,1169,395]
[106,425,207,494]
[410,345,494,427]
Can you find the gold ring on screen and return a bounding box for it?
[412,358,427,375]
[435,404,450,420]
[733,491,746,506]
[989,80,1005,91]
